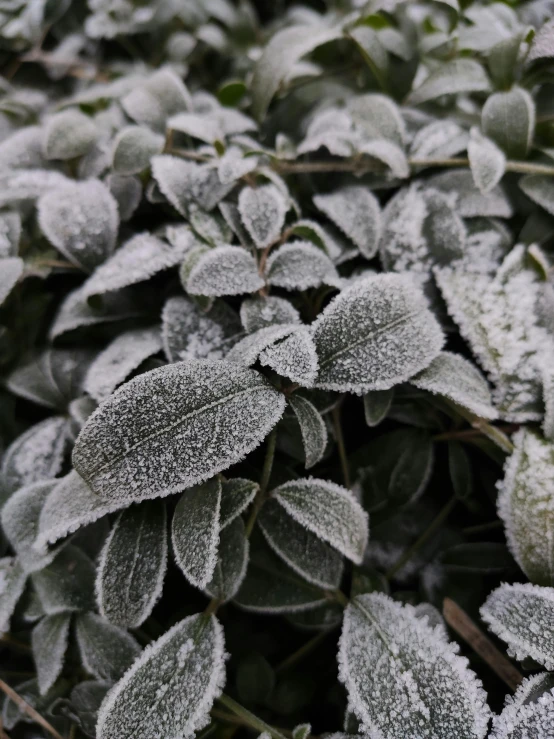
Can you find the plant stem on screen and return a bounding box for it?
[386,496,458,581]
[217,694,290,739]
[332,402,351,489]
[245,428,277,538]
[0,679,64,739]
[275,628,333,674]
[462,520,503,535]
[443,598,523,692]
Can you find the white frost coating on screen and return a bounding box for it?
[151,155,197,217]
[490,673,554,738]
[272,478,368,564]
[313,187,381,259]
[226,324,299,366]
[37,179,119,272]
[520,175,554,216]
[240,295,301,333]
[0,169,70,207]
[35,470,131,552]
[73,360,286,504]
[358,139,409,179]
[1,416,68,494]
[408,58,490,105]
[238,184,288,249]
[121,68,191,132]
[468,127,506,194]
[172,478,221,589]
[205,516,249,602]
[112,126,164,175]
[82,233,189,297]
[339,593,490,739]
[266,241,341,291]
[409,120,468,160]
[289,395,327,469]
[76,613,141,682]
[312,274,444,394]
[0,126,46,170]
[96,613,226,739]
[84,327,162,402]
[411,351,499,420]
[497,429,554,586]
[481,582,554,669]
[97,501,167,628]
[32,613,71,695]
[217,149,258,186]
[167,112,222,144]
[1,480,60,573]
[187,245,264,296]
[288,219,343,261]
[428,169,512,218]
[258,499,343,588]
[31,546,96,615]
[0,557,26,632]
[435,246,553,421]
[220,478,259,529]
[259,327,319,387]
[42,110,98,160]
[0,257,23,306]
[162,296,241,363]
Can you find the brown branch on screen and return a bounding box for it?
[0,679,64,739]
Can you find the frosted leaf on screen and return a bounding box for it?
[73,360,285,504]
[411,351,499,420]
[468,128,506,194]
[0,257,22,305]
[97,501,167,628]
[408,59,490,105]
[338,593,490,738]
[292,724,311,739]
[42,110,98,160]
[313,187,381,259]
[297,108,357,157]
[121,68,191,132]
[312,274,444,394]
[0,212,21,257]
[0,557,26,632]
[435,246,551,421]
[225,324,299,366]
[258,499,343,588]
[266,241,341,291]
[84,327,162,402]
[190,163,237,212]
[238,184,288,249]
[459,217,510,276]
[544,369,554,440]
[82,233,188,297]
[162,296,241,363]
[112,126,164,175]
[167,111,223,144]
[527,17,554,64]
[172,477,221,589]
[481,582,554,669]
[240,295,301,333]
[348,93,406,147]
[187,245,264,296]
[151,155,197,217]
[358,139,409,179]
[0,169,70,207]
[520,175,554,216]
[497,429,554,585]
[218,150,259,186]
[1,416,68,494]
[259,327,319,387]
[31,546,96,615]
[1,480,60,573]
[205,516,249,602]
[410,120,468,160]
[37,180,119,272]
[482,87,535,159]
[106,174,142,221]
[251,25,342,119]
[287,219,343,261]
[427,170,512,218]
[96,613,226,739]
[363,389,393,427]
[490,673,554,738]
[0,126,47,170]
[220,478,258,529]
[188,204,233,246]
[272,478,368,564]
[76,612,141,681]
[289,394,327,468]
[32,613,71,695]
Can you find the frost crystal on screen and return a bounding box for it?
[358,139,409,179]
[0,557,26,632]
[76,612,141,682]
[187,245,264,296]
[408,58,490,105]
[240,295,301,333]
[31,546,96,615]
[238,184,288,249]
[313,187,381,259]
[497,429,554,586]
[205,517,249,602]
[226,324,299,366]
[259,327,319,387]
[272,478,368,564]
[409,120,468,160]
[112,126,164,175]
[468,127,506,194]
[490,673,554,738]
[481,582,554,669]
[312,274,444,394]
[428,170,512,219]
[73,360,285,504]
[220,479,259,529]
[266,241,341,291]
[96,613,226,739]
[289,394,328,468]
[339,593,491,738]
[42,109,98,160]
[0,256,23,306]
[32,613,71,695]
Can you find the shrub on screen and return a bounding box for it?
[1,1,554,737]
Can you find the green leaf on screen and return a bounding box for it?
[187,245,265,296]
[240,295,300,333]
[266,242,341,291]
[487,33,525,89]
[0,557,27,632]
[348,24,388,89]
[32,613,71,695]
[289,394,327,468]
[363,389,393,427]
[76,612,141,681]
[526,18,554,67]
[482,88,535,159]
[31,546,96,615]
[112,126,164,175]
[408,59,490,105]
[313,187,381,259]
[468,128,506,194]
[73,360,285,504]
[220,478,258,529]
[520,175,554,216]
[121,68,191,132]
[43,110,98,160]
[239,184,288,249]
[490,673,554,738]
[260,327,319,388]
[205,516,249,602]
[236,652,275,704]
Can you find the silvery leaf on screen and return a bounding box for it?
[313,187,381,259]
[468,128,506,194]
[121,68,191,132]
[76,612,141,681]
[31,546,96,615]
[0,557,27,632]
[187,245,264,296]
[32,613,71,695]
[266,241,341,291]
[289,394,327,468]
[408,59,490,105]
[240,295,301,333]
[42,110,98,160]
[0,256,23,305]
[112,126,164,175]
[205,516,249,602]
[238,184,288,249]
[490,673,554,738]
[259,327,319,387]
[220,478,258,529]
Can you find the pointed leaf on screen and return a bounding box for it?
[205,516,249,602]
[187,245,264,296]
[31,546,96,615]
[468,128,506,194]
[226,324,299,366]
[220,478,258,529]
[363,389,393,427]
[289,395,327,468]
[490,673,554,739]
[239,184,288,249]
[76,612,141,681]
[32,613,71,695]
[259,327,319,387]
[408,59,490,105]
[266,241,341,291]
[359,139,409,179]
[0,557,27,632]
[112,126,164,175]
[43,110,98,160]
[240,295,301,333]
[410,120,468,161]
[313,187,381,259]
[121,68,191,132]
[520,175,554,216]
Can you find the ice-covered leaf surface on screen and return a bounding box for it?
[266,241,341,291]
[339,593,490,738]
[97,501,167,628]
[429,170,512,219]
[468,128,506,194]
[289,395,327,468]
[482,87,535,159]
[259,327,319,387]
[38,179,119,272]
[240,295,301,333]
[172,478,221,589]
[520,175,554,217]
[313,187,381,259]
[43,110,98,160]
[481,583,554,669]
[112,126,164,175]
[272,478,368,563]
[410,121,468,161]
[31,547,96,615]
[0,257,23,305]
[0,557,26,632]
[73,360,285,504]
[359,139,409,179]
[238,184,288,249]
[490,673,554,738]
[408,59,490,104]
[312,274,444,393]
[187,245,264,296]
[76,612,141,681]
[121,68,191,132]
[205,517,249,602]
[497,429,554,586]
[32,613,71,695]
[226,324,299,366]
[220,478,258,529]
[96,613,225,739]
